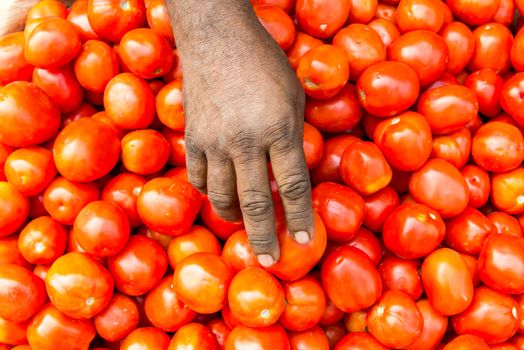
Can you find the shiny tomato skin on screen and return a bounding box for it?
[311,135,359,185]
[334,332,388,350]
[0,182,29,238]
[168,225,221,269]
[367,290,424,349]
[341,227,383,265]
[478,234,524,294]
[378,256,423,300]
[0,82,60,148]
[0,143,13,182]
[303,122,324,169]
[295,0,350,38]
[102,173,146,228]
[445,207,496,255]
[464,69,504,118]
[32,65,83,114]
[27,304,96,350]
[321,246,382,312]
[0,314,28,345]
[431,128,472,170]
[452,286,519,344]
[318,299,345,327]
[121,129,170,175]
[225,324,290,350]
[348,0,378,23]
[87,0,146,42]
[146,0,174,43]
[93,293,139,342]
[421,248,474,315]
[162,128,186,167]
[440,22,475,75]
[156,79,184,131]
[333,24,386,81]
[512,28,524,72]
[108,235,168,296]
[395,0,445,33]
[0,236,32,269]
[221,230,259,273]
[25,18,81,69]
[409,159,469,218]
[362,186,399,232]
[405,299,448,350]
[168,323,218,350]
[488,212,523,237]
[26,0,68,22]
[501,73,524,127]
[53,118,120,183]
[357,61,420,117]
[18,216,67,265]
[288,326,330,350]
[254,5,295,50]
[138,177,202,236]
[469,23,513,74]
[312,182,365,242]
[207,318,230,349]
[200,196,245,241]
[121,327,170,350]
[286,32,323,70]
[297,45,350,100]
[74,40,120,93]
[443,334,491,350]
[368,18,401,48]
[491,166,524,214]
[446,0,501,25]
[67,0,99,42]
[0,32,33,86]
[461,165,491,208]
[374,111,432,171]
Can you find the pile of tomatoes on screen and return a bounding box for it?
[0,0,524,349]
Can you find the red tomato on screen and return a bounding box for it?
[0,315,28,345]
[443,334,491,350]
[488,211,523,236]
[102,173,146,228]
[252,0,296,12]
[221,230,260,273]
[319,299,345,326]
[395,0,445,32]
[25,18,81,69]
[74,40,120,93]
[357,61,420,117]
[0,32,34,85]
[348,0,377,23]
[32,65,83,114]
[421,248,474,315]
[207,319,230,349]
[334,332,388,350]
[0,182,29,238]
[18,216,66,265]
[108,235,168,296]
[461,165,491,208]
[254,5,296,50]
[368,18,401,48]
[333,24,386,81]
[493,0,515,25]
[344,311,367,333]
[288,326,330,350]
[501,73,524,127]
[375,2,397,21]
[452,286,519,344]
[383,202,445,258]
[362,186,399,232]
[431,128,472,169]
[228,267,285,327]
[321,246,382,312]
[156,80,184,131]
[446,0,501,25]
[121,327,170,350]
[280,275,326,331]
[200,196,245,241]
[168,323,218,350]
[138,177,202,236]
[0,236,32,269]
[121,129,170,175]
[491,166,524,214]
[0,143,13,182]
[378,256,423,300]
[374,111,433,171]
[469,23,513,74]
[406,299,448,350]
[367,290,423,348]
[297,45,350,100]
[445,207,496,255]
[312,182,365,242]
[311,135,359,185]
[464,69,504,118]
[87,0,146,42]
[167,225,221,269]
[286,32,323,70]
[26,0,67,22]
[303,122,324,169]
[225,324,290,350]
[94,293,139,342]
[146,0,174,43]
[439,22,475,75]
[295,0,350,38]
[61,102,97,129]
[162,128,186,167]
[27,304,96,350]
[67,0,99,42]
[338,227,383,265]
[512,28,524,72]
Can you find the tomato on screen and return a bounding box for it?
[288,326,329,350]
[108,235,168,296]
[445,207,496,255]
[0,182,29,238]
[0,32,34,85]
[26,0,67,22]
[0,236,31,269]
[469,23,513,74]
[357,61,420,117]
[464,69,504,118]
[101,173,145,228]
[207,319,230,349]
[33,66,82,115]
[297,45,350,100]
[254,5,295,50]
[67,0,99,42]
[361,187,398,233]
[286,32,323,70]
[0,82,60,147]
[0,315,27,345]
[395,0,444,33]
[439,22,475,75]
[406,299,448,350]
[138,177,202,236]
[268,212,327,281]
[0,143,13,182]
[389,30,448,87]
[121,129,170,175]
[43,177,100,225]
[303,122,324,169]
[409,159,469,218]
[146,0,174,43]
[431,128,472,170]
[280,275,326,331]
[344,311,367,333]
[491,166,524,214]
[311,135,359,185]
[375,2,397,21]
[168,323,218,350]
[167,225,221,269]
[162,128,186,166]
[27,304,96,350]
[321,246,382,312]
[461,165,491,208]
[74,40,120,93]
[228,266,285,327]
[446,0,500,25]
[368,18,401,48]
[225,324,290,350]
[348,0,377,23]
[295,0,350,38]
[61,103,97,129]
[488,212,523,236]
[512,28,524,72]
[18,216,66,265]
[200,196,245,241]
[94,293,139,342]
[334,227,383,265]
[333,24,386,81]
[378,256,423,300]
[121,327,170,350]
[452,286,519,344]
[156,80,184,131]
[334,332,388,350]
[221,230,259,273]
[312,182,364,242]
[501,73,524,127]
[87,0,146,42]
[443,334,491,350]
[374,111,433,171]
[421,248,474,315]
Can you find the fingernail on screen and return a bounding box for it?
[294,231,311,244]
[257,254,275,267]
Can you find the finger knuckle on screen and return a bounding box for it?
[278,174,311,201]
[240,190,273,221]
[208,190,237,212]
[248,233,275,253]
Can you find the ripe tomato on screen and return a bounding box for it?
[0,32,33,85]
[461,165,491,208]
[443,334,491,350]
[357,61,420,117]
[368,18,401,48]
[0,236,32,269]
[303,122,324,169]
[344,311,367,333]
[333,24,386,81]
[318,299,345,327]
[156,80,184,131]
[362,186,399,232]
[286,32,323,70]
[348,0,378,23]
[431,128,471,169]
[225,324,290,350]
[395,0,444,33]
[421,248,474,315]
[452,286,519,344]
[228,267,285,327]
[146,0,174,43]
[288,326,330,350]
[162,128,186,167]
[0,264,46,322]
[406,299,448,350]
[167,225,221,269]
[27,304,96,350]
[200,196,245,240]
[321,246,382,312]
[87,0,146,42]
[121,129,170,175]
[26,0,67,22]
[464,69,504,118]
[378,256,423,300]
[0,182,29,238]
[409,159,469,218]
[138,177,202,236]
[439,22,475,75]
[94,293,139,342]
[488,211,523,236]
[297,45,350,100]
[221,230,260,273]
[512,28,524,72]
[254,5,296,50]
[311,135,359,185]
[469,23,513,74]
[18,216,66,265]
[0,315,27,346]
[445,207,496,255]
[121,327,170,350]
[335,227,383,265]
[207,319,230,349]
[501,73,524,127]
[102,173,146,228]
[168,323,218,350]
[108,235,168,296]
[67,0,99,42]
[74,40,120,93]
[491,166,524,214]
[0,143,13,182]
[446,0,500,25]
[295,0,350,38]
[334,332,388,350]
[374,111,433,171]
